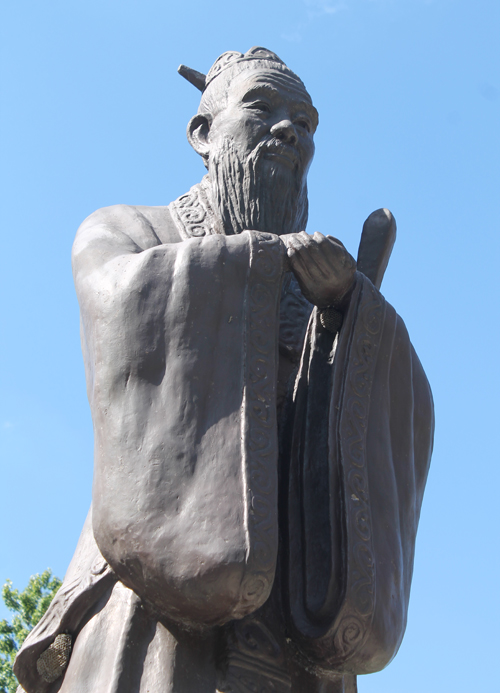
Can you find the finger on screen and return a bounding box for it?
[311,233,340,272]
[290,234,331,279]
[301,230,328,253]
[320,236,357,271]
[299,230,313,244]
[287,246,314,280]
[298,231,327,258]
[326,235,346,248]
[301,234,347,282]
[287,237,318,278]
[313,231,326,244]
[294,231,319,255]
[287,234,310,255]
[292,232,347,280]
[302,232,341,277]
[312,231,344,256]
[280,233,299,250]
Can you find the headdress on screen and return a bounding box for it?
[178,46,304,93]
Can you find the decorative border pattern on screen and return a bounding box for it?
[234,232,283,619]
[169,190,283,619]
[168,179,216,239]
[220,618,291,693]
[289,278,385,671]
[330,280,384,662]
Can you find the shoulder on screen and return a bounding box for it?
[133,205,182,244]
[77,204,181,246]
[76,204,152,239]
[74,204,181,255]
[79,203,140,228]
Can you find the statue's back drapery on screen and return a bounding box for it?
[15,48,433,693]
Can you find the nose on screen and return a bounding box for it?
[270,119,298,146]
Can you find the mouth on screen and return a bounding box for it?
[263,145,299,170]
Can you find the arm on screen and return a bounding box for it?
[74,213,285,628]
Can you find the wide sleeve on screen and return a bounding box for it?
[72,207,287,629]
[284,273,434,676]
[13,507,116,693]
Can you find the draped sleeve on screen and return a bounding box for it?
[284,272,434,675]
[71,205,286,628]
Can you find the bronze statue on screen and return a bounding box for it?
[15,47,434,693]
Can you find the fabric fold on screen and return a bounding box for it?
[284,274,434,675]
[73,221,286,627]
[14,210,433,692]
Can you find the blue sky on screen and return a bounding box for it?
[1,1,499,690]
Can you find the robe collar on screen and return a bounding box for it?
[168,175,223,239]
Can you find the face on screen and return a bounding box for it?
[189,68,318,236]
[207,69,318,183]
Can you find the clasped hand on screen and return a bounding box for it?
[280,231,356,309]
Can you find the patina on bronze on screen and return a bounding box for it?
[14,48,434,693]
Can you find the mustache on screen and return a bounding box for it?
[253,136,301,169]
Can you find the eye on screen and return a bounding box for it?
[248,101,271,113]
[295,119,311,133]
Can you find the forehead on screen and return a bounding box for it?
[228,70,318,122]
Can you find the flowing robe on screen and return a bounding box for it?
[15,187,434,693]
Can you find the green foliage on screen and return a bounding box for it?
[0,570,61,693]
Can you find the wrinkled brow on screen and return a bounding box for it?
[241,85,319,129]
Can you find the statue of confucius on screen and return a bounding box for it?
[15,47,433,693]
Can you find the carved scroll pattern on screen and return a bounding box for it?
[219,617,291,693]
[235,233,283,618]
[329,282,384,663]
[168,180,215,239]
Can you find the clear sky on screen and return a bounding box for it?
[1,1,499,691]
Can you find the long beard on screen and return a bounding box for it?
[208,136,309,236]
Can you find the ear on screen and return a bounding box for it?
[187,113,212,165]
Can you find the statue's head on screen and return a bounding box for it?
[179,48,318,236]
